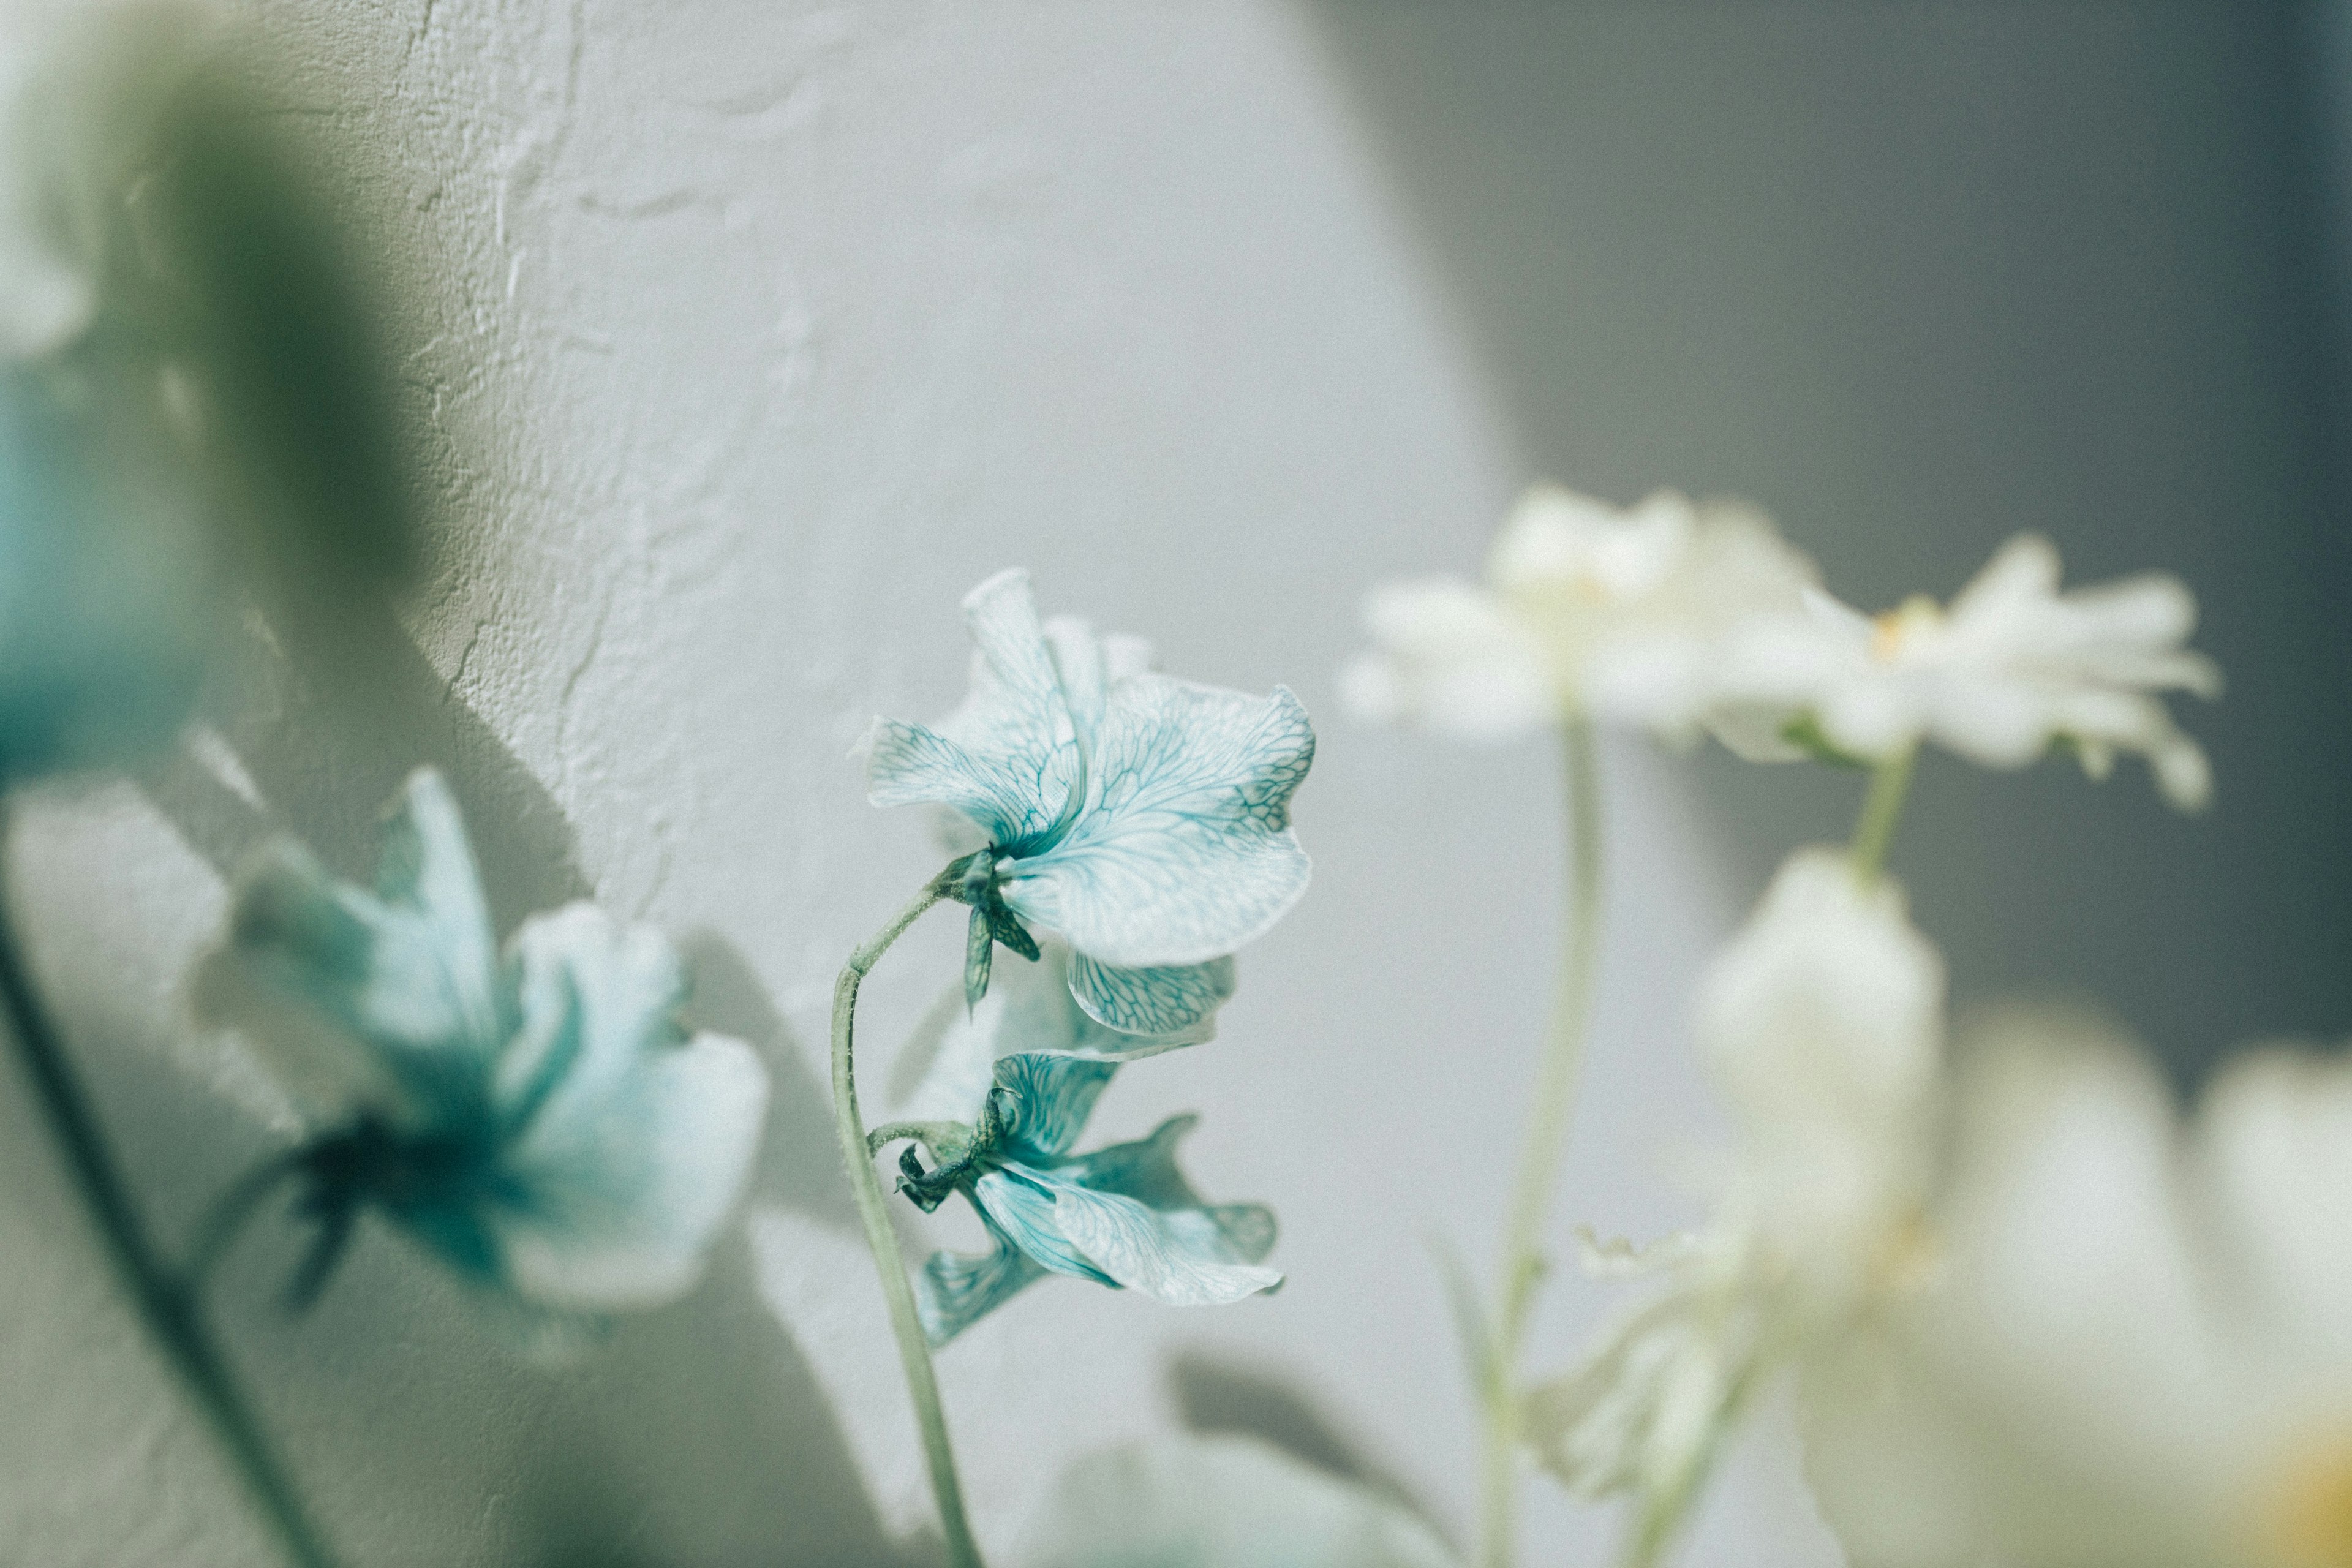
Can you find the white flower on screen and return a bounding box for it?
[1525,849,1944,1549]
[1803,1012,2352,1568]
[1015,1435,1458,1568]
[1341,486,1817,741]
[1711,534,2221,809]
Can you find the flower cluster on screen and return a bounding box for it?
[1348,486,2218,807]
[864,570,1310,1342]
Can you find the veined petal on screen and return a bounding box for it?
[862,717,1072,850]
[1001,678,1314,967]
[973,1166,1116,1287]
[994,1050,1118,1161]
[915,1212,1050,1347]
[1046,1174,1281,1307]
[230,769,505,1114]
[1067,952,1234,1046]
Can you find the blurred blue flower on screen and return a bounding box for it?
[897,1049,1279,1348]
[229,769,769,1333]
[865,568,1313,1036]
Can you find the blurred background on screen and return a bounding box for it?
[0,2,2344,1565]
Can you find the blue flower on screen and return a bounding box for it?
[894,1046,1279,1348]
[228,769,769,1330]
[865,569,1314,1038]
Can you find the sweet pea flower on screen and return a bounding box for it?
[888,1039,1278,1346]
[865,569,1311,1033]
[1340,486,1818,742]
[227,769,768,1333]
[1017,1436,1458,1568]
[1804,1014,2352,1568]
[1709,534,2222,809]
[1525,848,1945,1554]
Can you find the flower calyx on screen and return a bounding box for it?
[877,1088,1014,1215]
[932,849,1041,1012]
[280,1109,486,1309]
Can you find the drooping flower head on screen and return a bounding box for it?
[1018,1436,1458,1568]
[1341,486,1818,742]
[893,1043,1279,1348]
[1526,848,1945,1552]
[1711,534,2222,809]
[865,569,1311,1041]
[227,769,769,1336]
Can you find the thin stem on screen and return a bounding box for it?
[831,884,986,1568]
[0,827,339,1568]
[1849,746,1918,885]
[1476,717,1605,1568]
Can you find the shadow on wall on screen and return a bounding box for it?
[1298,0,2352,1079]
[42,41,919,1568]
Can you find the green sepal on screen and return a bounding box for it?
[963,905,994,1013]
[986,900,1040,963]
[931,849,992,906]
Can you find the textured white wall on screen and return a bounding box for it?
[0,3,1821,1566]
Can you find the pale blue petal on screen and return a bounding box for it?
[488,905,770,1311]
[230,769,505,1114]
[993,1051,1117,1160]
[936,568,1074,761]
[1063,1113,1278,1271]
[1068,953,1234,1045]
[1000,680,1314,967]
[916,1213,1050,1348]
[973,1167,1116,1287]
[1041,1169,1282,1308]
[862,718,1066,850]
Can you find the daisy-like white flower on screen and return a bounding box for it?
[227,770,769,1336]
[1017,1436,1458,1568]
[1711,534,2222,809]
[1340,486,1818,742]
[892,1044,1278,1347]
[1524,848,1945,1556]
[865,569,1311,1036]
[1804,1012,2352,1568]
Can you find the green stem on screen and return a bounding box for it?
[831,884,985,1568]
[1849,746,1918,885]
[1476,717,1605,1568]
[0,829,339,1568]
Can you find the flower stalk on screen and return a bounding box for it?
[0,827,339,1568]
[1849,745,1918,886]
[830,881,986,1568]
[1477,716,1604,1568]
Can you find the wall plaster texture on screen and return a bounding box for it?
[0,3,2335,1567]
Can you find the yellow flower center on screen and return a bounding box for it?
[2258,1436,2352,1568]
[1869,595,1943,664]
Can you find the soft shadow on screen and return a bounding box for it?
[1168,1349,1429,1521]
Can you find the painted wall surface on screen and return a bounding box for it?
[0,4,2335,1567]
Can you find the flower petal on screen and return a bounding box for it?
[972,1166,1116,1287]
[915,1212,1050,1348]
[1047,1175,1282,1307]
[1066,952,1234,1046]
[993,1050,1118,1161]
[230,769,504,1114]
[1000,678,1314,967]
[489,905,770,1311]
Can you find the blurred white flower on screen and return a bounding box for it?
[1804,1012,2352,1568]
[1712,534,2221,809]
[1525,848,1945,1553]
[1341,486,1817,742]
[1016,1435,1458,1568]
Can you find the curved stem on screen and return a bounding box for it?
[1849,746,1918,886]
[0,827,339,1568]
[831,884,985,1568]
[1476,717,1605,1568]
